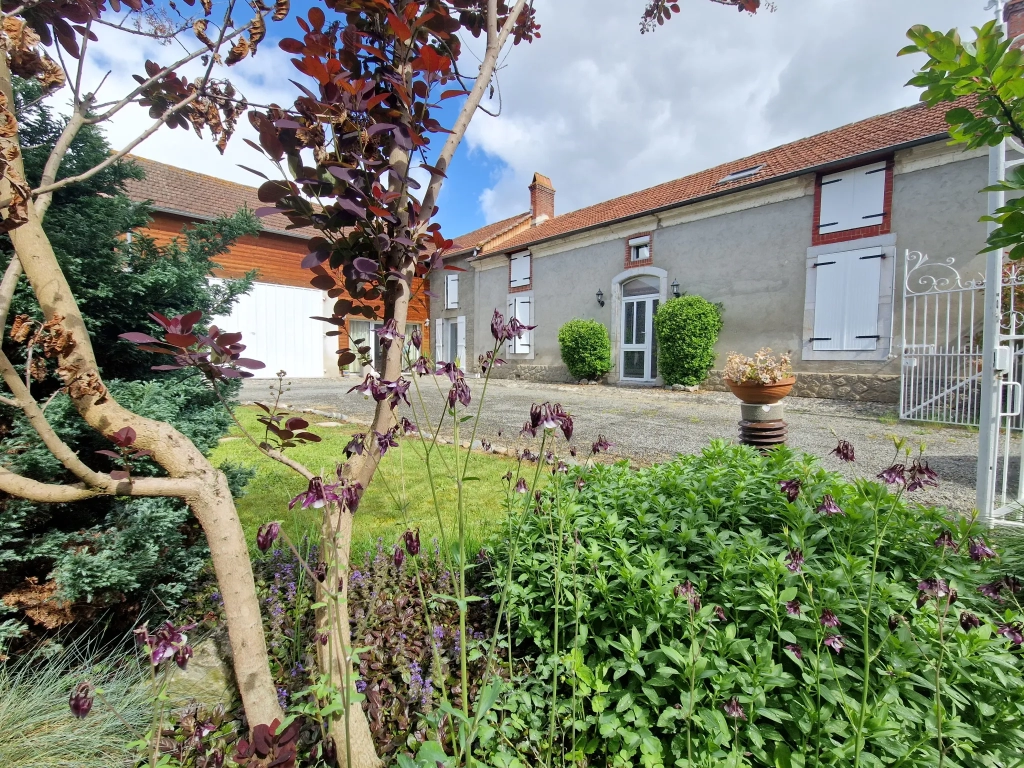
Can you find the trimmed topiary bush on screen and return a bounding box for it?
[654,295,722,386]
[558,318,612,381]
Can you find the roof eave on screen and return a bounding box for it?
[487,133,950,257]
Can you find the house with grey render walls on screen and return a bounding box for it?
[432,97,988,403]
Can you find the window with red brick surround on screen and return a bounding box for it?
[624,231,654,269]
[811,159,893,246]
[509,251,532,293]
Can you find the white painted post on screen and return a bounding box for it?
[978,1,1009,525]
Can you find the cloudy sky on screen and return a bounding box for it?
[74,0,991,239]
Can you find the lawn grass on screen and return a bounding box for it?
[210,407,519,557]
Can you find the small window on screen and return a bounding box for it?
[818,161,887,235]
[510,252,531,288]
[717,164,764,184]
[629,235,650,262]
[445,273,459,309]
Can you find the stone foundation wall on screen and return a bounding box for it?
[703,370,900,403]
[492,363,575,383]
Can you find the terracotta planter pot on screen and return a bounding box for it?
[726,376,796,405]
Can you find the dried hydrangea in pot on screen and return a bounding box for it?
[723,347,796,405]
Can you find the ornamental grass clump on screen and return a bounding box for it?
[482,439,1024,768]
[724,347,793,384]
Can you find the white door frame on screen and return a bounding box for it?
[610,267,667,384]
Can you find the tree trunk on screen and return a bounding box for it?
[317,505,381,768]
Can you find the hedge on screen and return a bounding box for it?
[557,318,612,381]
[653,295,722,386]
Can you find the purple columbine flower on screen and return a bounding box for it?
[491,309,507,342]
[998,622,1024,647]
[515,478,528,493]
[448,378,471,408]
[592,435,613,455]
[785,548,804,573]
[554,460,569,474]
[404,529,421,556]
[779,478,801,502]
[934,530,958,553]
[435,360,462,383]
[888,614,903,631]
[785,643,803,660]
[69,682,93,719]
[1006,575,1023,593]
[823,634,844,654]
[409,355,431,376]
[715,605,727,622]
[383,378,411,409]
[478,350,505,372]
[393,547,405,569]
[410,327,422,350]
[344,433,366,458]
[674,580,701,611]
[877,464,907,486]
[505,315,536,341]
[257,521,281,552]
[820,609,841,628]
[375,428,399,456]
[831,439,855,462]
[907,459,939,492]
[786,599,801,616]
[722,697,746,720]
[969,538,997,561]
[399,417,417,435]
[348,373,383,400]
[374,318,405,350]
[959,612,981,632]
[979,580,1004,600]
[135,621,195,668]
[575,477,586,491]
[289,476,340,510]
[817,495,844,517]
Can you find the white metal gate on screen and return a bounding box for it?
[899,250,985,426]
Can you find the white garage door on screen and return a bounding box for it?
[212,282,326,379]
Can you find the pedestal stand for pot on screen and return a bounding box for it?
[738,402,787,449]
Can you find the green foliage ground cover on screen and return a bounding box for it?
[482,442,1024,768]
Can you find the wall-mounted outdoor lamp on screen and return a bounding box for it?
[671,279,680,298]
[596,289,605,307]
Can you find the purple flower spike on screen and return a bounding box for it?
[69,682,93,719]
[934,530,958,553]
[831,439,855,462]
[257,521,281,552]
[779,478,801,502]
[722,697,746,720]
[785,548,804,573]
[816,495,844,517]
[969,538,996,561]
[823,634,844,654]
[820,609,841,628]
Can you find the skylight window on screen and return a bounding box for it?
[717,165,764,184]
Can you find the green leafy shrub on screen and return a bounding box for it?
[483,443,1024,767]
[558,319,612,381]
[653,296,722,386]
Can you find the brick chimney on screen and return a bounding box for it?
[1006,0,1024,44]
[529,172,555,226]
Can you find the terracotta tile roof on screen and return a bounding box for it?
[487,98,968,255]
[448,210,531,256]
[123,156,310,237]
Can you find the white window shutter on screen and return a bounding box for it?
[852,162,887,225]
[507,297,516,355]
[812,247,882,351]
[446,274,459,308]
[435,319,444,362]
[457,315,466,365]
[818,170,854,235]
[515,297,532,354]
[510,252,531,288]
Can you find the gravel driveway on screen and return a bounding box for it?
[242,377,982,513]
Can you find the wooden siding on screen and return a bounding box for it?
[139,212,432,356]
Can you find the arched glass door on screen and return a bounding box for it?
[621,277,660,381]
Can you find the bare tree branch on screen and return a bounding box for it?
[94,17,192,40]
[34,109,86,218]
[0,467,99,502]
[32,92,198,200]
[0,394,17,407]
[0,255,22,333]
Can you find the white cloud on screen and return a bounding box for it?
[465,0,991,224]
